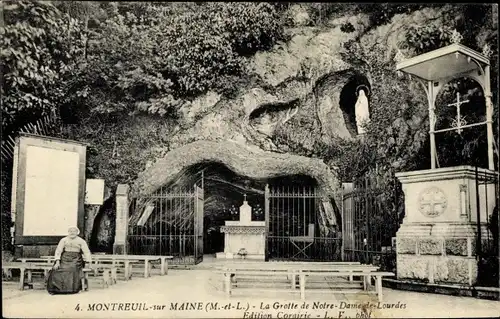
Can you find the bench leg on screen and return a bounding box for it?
[376,276,383,302]
[290,272,295,289]
[165,260,168,275]
[3,269,13,279]
[224,274,231,295]
[299,274,306,300]
[112,268,117,284]
[364,275,372,291]
[160,259,165,275]
[84,273,89,291]
[124,263,130,280]
[27,270,32,283]
[103,270,110,288]
[19,268,25,290]
[144,262,149,278]
[349,275,353,282]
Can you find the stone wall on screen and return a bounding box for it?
[396,224,490,285]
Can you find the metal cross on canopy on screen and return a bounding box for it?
[395,43,495,170]
[435,92,470,135]
[243,193,247,201]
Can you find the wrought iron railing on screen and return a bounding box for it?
[342,172,402,272]
[474,166,499,288]
[127,185,204,265]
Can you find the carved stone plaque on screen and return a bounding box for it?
[418,187,447,218]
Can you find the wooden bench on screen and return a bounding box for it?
[41,255,138,280]
[39,254,174,279]
[298,270,395,301]
[217,265,392,301]
[90,255,174,277]
[2,262,94,291]
[18,257,116,286]
[218,263,378,284]
[88,259,137,281]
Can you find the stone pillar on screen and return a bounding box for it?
[395,166,496,286]
[113,184,130,255]
[484,65,495,170]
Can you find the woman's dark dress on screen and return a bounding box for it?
[47,251,84,294]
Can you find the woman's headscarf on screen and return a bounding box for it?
[68,226,80,235]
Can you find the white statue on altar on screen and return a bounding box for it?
[355,86,370,135]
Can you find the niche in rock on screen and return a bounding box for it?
[249,99,300,136]
[339,75,371,136]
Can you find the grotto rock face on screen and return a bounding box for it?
[133,6,450,222]
[165,7,450,154]
[168,13,374,152]
[133,140,340,200]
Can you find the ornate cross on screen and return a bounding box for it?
[447,92,469,134]
[419,187,448,217]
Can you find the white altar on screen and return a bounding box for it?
[216,197,266,260]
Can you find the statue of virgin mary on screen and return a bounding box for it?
[355,85,370,135]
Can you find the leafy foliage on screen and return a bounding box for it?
[1,0,85,133]
[59,2,286,120]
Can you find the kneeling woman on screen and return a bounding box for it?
[47,226,92,294]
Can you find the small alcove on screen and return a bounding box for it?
[339,75,371,136]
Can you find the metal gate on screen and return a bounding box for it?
[265,185,341,261]
[127,185,204,265]
[342,173,402,271]
[474,167,499,288]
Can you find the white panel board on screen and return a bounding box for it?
[85,179,105,205]
[23,145,80,236]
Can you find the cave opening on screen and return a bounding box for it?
[128,161,321,259]
[189,162,320,255]
[339,74,371,136]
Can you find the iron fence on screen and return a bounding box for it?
[265,185,341,261]
[127,185,203,266]
[342,173,402,272]
[474,166,499,288]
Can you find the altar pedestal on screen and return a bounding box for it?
[216,200,266,260]
[395,166,497,286]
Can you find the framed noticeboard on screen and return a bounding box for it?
[12,134,87,245]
